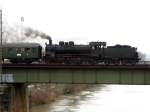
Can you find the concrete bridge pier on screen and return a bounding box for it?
[12,84,29,112]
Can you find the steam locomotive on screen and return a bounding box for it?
[2,37,140,64]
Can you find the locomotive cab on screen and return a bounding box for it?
[89,41,107,62]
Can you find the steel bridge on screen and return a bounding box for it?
[1,64,150,84]
[1,64,150,112]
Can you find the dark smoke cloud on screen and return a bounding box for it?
[24,26,51,40]
[2,22,51,43]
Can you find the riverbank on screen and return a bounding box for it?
[29,84,92,106]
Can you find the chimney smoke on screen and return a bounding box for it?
[3,23,51,43]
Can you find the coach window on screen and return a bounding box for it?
[21,48,25,52]
[16,48,21,53]
[32,48,36,53]
[8,48,12,52]
[25,48,31,52]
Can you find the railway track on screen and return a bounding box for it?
[2,63,150,69]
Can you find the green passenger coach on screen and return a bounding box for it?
[2,43,42,63]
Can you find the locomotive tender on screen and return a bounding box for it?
[2,37,140,64]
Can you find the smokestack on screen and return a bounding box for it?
[48,36,52,45]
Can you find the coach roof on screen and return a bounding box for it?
[2,43,41,48]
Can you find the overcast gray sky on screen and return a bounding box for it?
[1,0,150,55]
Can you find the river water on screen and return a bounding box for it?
[31,85,150,112]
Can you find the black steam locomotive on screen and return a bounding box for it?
[2,37,139,64]
[45,38,139,64]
